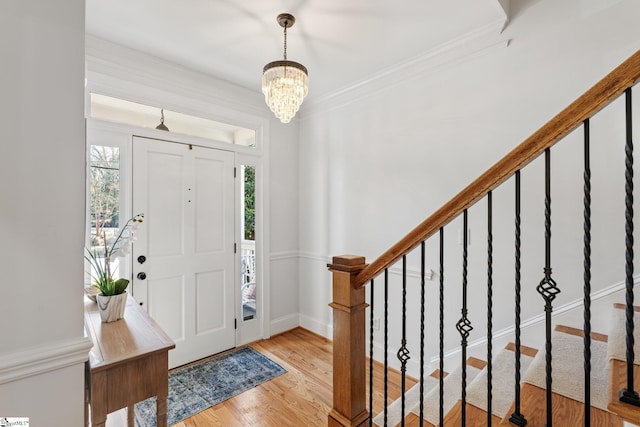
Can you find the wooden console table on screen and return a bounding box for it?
[84,296,175,427]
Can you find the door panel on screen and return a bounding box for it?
[194,156,225,253]
[133,137,236,368]
[148,275,185,341]
[147,151,185,257]
[195,270,225,334]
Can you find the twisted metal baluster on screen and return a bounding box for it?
[384,269,390,425]
[398,256,411,427]
[510,170,527,426]
[420,241,426,425]
[487,191,494,426]
[620,87,640,406]
[536,148,561,427]
[369,279,375,427]
[456,210,473,424]
[583,119,592,425]
[439,228,445,426]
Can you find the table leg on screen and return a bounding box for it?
[157,394,168,427]
[91,371,108,427]
[127,404,135,427]
[157,352,170,427]
[84,362,90,427]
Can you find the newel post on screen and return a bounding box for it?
[328,255,369,427]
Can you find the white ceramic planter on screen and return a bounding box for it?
[96,291,127,323]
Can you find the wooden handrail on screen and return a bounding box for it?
[355,49,640,288]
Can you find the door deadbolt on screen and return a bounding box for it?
[137,255,146,264]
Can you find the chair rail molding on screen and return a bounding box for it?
[0,336,93,385]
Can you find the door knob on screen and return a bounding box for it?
[137,255,146,264]
[137,272,147,280]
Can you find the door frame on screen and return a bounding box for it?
[85,117,270,346]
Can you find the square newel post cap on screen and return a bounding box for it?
[327,255,367,273]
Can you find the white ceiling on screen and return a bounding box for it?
[86,0,509,102]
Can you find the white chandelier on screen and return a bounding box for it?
[262,13,308,124]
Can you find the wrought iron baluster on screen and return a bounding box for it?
[398,256,411,427]
[583,119,592,425]
[369,279,375,427]
[536,148,561,427]
[487,191,493,427]
[384,269,389,425]
[456,210,473,424]
[620,87,640,406]
[420,241,426,425]
[510,170,527,426]
[439,228,445,426]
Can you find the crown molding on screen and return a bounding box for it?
[299,19,510,119]
[85,34,269,120]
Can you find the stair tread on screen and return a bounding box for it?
[500,383,623,426]
[608,358,640,425]
[408,358,484,425]
[555,324,608,342]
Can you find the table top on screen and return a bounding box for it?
[85,296,175,372]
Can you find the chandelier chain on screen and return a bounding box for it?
[283,26,288,60]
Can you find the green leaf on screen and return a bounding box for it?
[113,278,129,295]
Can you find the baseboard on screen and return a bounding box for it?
[0,335,93,385]
[299,314,332,339]
[269,313,300,336]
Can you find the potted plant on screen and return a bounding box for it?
[85,213,144,322]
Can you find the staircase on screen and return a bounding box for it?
[372,321,628,426]
[326,49,640,427]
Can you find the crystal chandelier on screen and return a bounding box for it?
[262,13,308,123]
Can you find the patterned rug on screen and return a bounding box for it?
[135,346,286,426]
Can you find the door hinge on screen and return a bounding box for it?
[235,318,237,329]
[234,167,237,178]
[234,243,237,253]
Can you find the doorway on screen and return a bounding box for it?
[131,136,236,368]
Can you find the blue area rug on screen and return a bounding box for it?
[135,346,286,426]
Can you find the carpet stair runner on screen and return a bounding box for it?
[505,325,622,426]
[375,304,640,426]
[444,342,537,427]
[607,303,640,425]
[372,358,484,427]
[371,371,439,427]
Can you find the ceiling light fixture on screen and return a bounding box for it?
[155,108,169,131]
[262,13,309,124]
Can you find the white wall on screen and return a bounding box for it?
[298,0,640,374]
[0,0,92,424]
[268,122,301,334]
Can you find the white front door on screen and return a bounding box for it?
[132,136,236,368]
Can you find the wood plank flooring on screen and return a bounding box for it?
[171,327,412,427]
[105,325,632,427]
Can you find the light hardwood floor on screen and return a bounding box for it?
[103,325,629,427]
[105,327,411,426]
